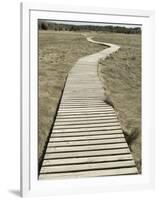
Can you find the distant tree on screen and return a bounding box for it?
[38,21,141,34]
[41,22,48,30]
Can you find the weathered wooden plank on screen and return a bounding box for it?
[64,88,103,90]
[51,133,123,139]
[64,89,103,92]
[54,119,118,125]
[62,96,103,98]
[54,121,119,128]
[59,104,109,108]
[52,126,121,133]
[65,85,101,87]
[64,88,102,92]
[58,111,116,116]
[61,97,103,100]
[59,107,111,110]
[58,107,113,112]
[66,80,101,82]
[63,97,105,99]
[64,85,101,87]
[65,87,102,89]
[65,86,101,88]
[60,102,107,105]
[46,143,128,153]
[53,122,120,130]
[51,131,123,138]
[61,100,105,103]
[40,160,135,174]
[61,97,103,99]
[52,132,122,138]
[64,89,102,90]
[39,167,138,179]
[67,77,99,79]
[67,79,100,81]
[63,93,104,96]
[49,134,124,142]
[44,148,131,159]
[55,116,118,122]
[64,93,103,95]
[63,94,104,97]
[63,95,104,97]
[56,113,117,119]
[60,103,107,106]
[59,105,108,108]
[48,138,126,147]
[43,154,133,166]
[60,100,105,104]
[60,105,108,108]
[60,101,107,104]
[65,83,102,85]
[66,83,101,85]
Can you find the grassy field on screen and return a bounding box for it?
[38,30,141,173]
[94,33,141,172]
[38,31,104,170]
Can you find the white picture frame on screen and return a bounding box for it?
[20,2,155,197]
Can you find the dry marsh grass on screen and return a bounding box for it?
[38,30,104,169]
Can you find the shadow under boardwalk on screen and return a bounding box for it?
[39,39,138,179]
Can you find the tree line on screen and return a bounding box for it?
[38,21,141,34]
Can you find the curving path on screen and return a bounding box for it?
[39,37,138,179]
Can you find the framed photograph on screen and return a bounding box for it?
[20,2,155,197]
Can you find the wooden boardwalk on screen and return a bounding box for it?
[39,38,138,179]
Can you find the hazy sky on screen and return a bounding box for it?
[43,20,141,28]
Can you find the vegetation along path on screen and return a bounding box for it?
[39,37,138,179]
